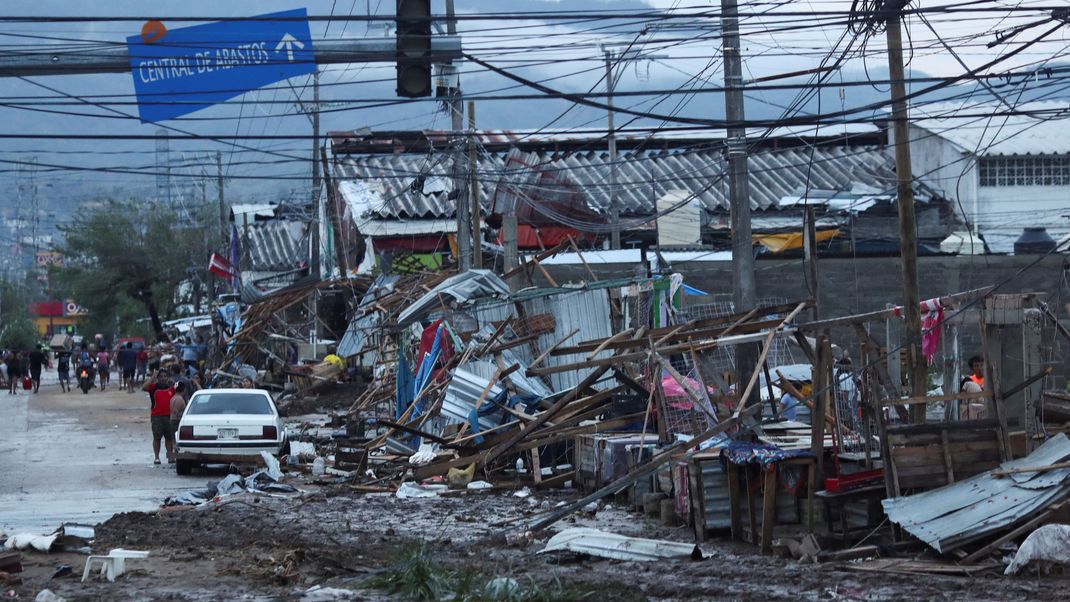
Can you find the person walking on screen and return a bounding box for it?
[27,346,47,393]
[143,370,176,465]
[169,381,188,444]
[117,342,138,392]
[6,350,21,395]
[56,348,72,393]
[135,346,148,384]
[96,346,111,391]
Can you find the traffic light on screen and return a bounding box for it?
[396,0,432,97]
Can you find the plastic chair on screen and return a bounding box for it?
[81,549,150,582]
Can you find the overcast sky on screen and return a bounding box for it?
[0,0,1067,215]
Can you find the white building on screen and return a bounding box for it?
[903,101,1070,252]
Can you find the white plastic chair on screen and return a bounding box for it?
[81,549,150,582]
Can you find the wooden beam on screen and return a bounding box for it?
[992,460,1070,477]
[798,287,994,331]
[962,502,1066,564]
[528,328,579,369]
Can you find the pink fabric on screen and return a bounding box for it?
[661,374,715,410]
[921,307,944,364]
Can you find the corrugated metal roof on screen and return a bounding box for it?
[334,144,921,221]
[911,101,1070,156]
[245,220,309,272]
[883,433,1070,553]
[539,527,701,561]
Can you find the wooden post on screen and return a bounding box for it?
[803,205,819,320]
[809,335,830,485]
[761,465,777,554]
[886,11,928,422]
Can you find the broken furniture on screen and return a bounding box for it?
[722,442,817,554]
[814,484,886,545]
[81,549,150,583]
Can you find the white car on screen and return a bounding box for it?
[174,388,288,475]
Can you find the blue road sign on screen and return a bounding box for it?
[128,9,315,123]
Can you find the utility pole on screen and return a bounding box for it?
[312,70,321,218]
[602,48,620,250]
[721,0,758,406]
[310,69,327,278]
[216,152,226,246]
[886,12,928,417]
[468,100,481,268]
[803,205,819,320]
[446,0,470,270]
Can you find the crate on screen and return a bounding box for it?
[575,433,656,492]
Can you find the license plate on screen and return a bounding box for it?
[217,428,238,440]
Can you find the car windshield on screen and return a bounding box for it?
[186,393,274,416]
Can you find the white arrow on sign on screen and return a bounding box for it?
[275,33,305,62]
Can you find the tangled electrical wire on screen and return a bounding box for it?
[848,0,912,36]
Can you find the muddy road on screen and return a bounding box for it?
[0,375,200,534]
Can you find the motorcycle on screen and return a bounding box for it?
[78,364,96,394]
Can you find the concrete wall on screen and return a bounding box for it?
[542,253,1069,388]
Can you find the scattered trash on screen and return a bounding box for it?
[302,584,359,601]
[288,441,317,462]
[50,565,74,580]
[483,577,521,598]
[34,589,64,602]
[446,463,476,489]
[215,473,245,496]
[395,482,446,498]
[409,443,438,466]
[312,456,326,476]
[1005,524,1070,575]
[466,480,493,490]
[540,528,703,562]
[513,487,532,499]
[260,451,283,480]
[4,533,58,553]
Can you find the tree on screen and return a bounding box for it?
[53,199,218,341]
[0,280,41,349]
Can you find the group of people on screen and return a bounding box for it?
[1,346,50,394]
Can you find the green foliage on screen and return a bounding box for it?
[51,199,219,337]
[365,541,639,602]
[367,543,453,601]
[0,280,41,349]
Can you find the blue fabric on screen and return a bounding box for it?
[396,342,415,420]
[721,440,814,468]
[780,393,801,421]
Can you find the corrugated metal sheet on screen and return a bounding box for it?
[469,287,615,392]
[911,101,1070,156]
[245,220,308,272]
[335,144,924,221]
[540,527,701,561]
[693,455,733,531]
[883,433,1070,553]
[440,368,505,431]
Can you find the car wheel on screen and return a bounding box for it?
[175,459,194,476]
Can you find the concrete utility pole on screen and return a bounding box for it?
[0,38,462,77]
[312,70,321,216]
[602,48,621,250]
[468,100,481,268]
[446,0,471,271]
[720,0,758,405]
[886,12,928,415]
[216,151,226,246]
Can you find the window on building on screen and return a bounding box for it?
[979,155,1070,187]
